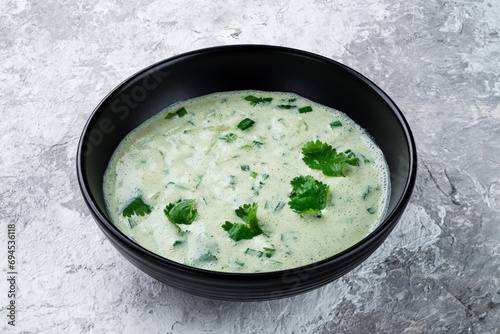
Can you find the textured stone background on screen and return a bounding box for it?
[1,0,499,333]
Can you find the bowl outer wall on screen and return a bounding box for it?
[77,45,417,301]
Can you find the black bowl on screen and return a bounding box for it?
[77,45,417,301]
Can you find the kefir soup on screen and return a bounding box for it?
[103,90,390,273]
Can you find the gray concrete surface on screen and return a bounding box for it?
[1,0,499,333]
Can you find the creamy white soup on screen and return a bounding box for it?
[103,90,390,273]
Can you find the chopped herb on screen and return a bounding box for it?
[253,140,264,147]
[199,253,218,262]
[195,174,205,189]
[251,171,258,178]
[222,203,267,241]
[367,207,376,214]
[126,218,138,229]
[229,175,237,186]
[330,120,342,128]
[176,107,187,117]
[244,95,273,106]
[122,197,152,217]
[302,140,359,177]
[361,154,370,163]
[237,118,255,131]
[262,174,269,180]
[263,247,275,258]
[362,185,372,200]
[165,107,188,119]
[245,248,263,257]
[240,165,250,171]
[298,106,313,113]
[173,240,183,246]
[278,105,296,109]
[288,175,329,214]
[187,120,195,125]
[251,182,264,196]
[344,149,360,166]
[273,201,286,213]
[218,133,237,142]
[235,259,245,267]
[164,199,198,232]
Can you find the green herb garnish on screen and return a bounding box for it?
[330,120,342,128]
[229,175,237,186]
[176,107,187,117]
[240,165,250,171]
[344,149,360,166]
[253,140,264,147]
[122,197,152,217]
[362,185,372,200]
[199,253,218,262]
[222,203,267,241]
[237,118,255,130]
[245,248,263,257]
[165,107,188,119]
[263,247,275,258]
[367,207,376,214]
[278,105,296,109]
[218,133,237,142]
[302,140,359,177]
[298,106,313,113]
[164,199,198,232]
[288,175,329,214]
[244,95,273,106]
[273,201,286,213]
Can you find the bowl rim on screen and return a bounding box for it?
[77,44,417,279]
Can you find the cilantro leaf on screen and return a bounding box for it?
[222,203,267,241]
[288,175,329,214]
[122,197,152,217]
[302,140,359,177]
[222,221,258,241]
[237,118,255,130]
[244,95,273,106]
[164,199,198,232]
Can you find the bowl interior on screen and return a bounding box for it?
[79,45,414,253]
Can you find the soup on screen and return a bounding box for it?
[103,90,390,273]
